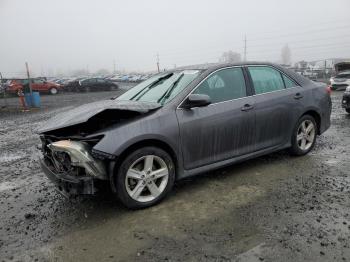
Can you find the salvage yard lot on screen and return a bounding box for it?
[0,90,350,261]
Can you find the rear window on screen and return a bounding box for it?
[248,66,285,94]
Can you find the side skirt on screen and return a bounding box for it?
[177,144,290,180]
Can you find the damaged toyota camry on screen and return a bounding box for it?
[38,62,332,209]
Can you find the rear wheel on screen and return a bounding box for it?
[346,109,350,114]
[49,87,58,95]
[115,147,175,209]
[289,115,317,156]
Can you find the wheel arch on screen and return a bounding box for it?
[109,138,179,192]
[301,110,321,135]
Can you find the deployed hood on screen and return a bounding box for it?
[38,99,161,134]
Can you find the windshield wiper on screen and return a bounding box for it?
[157,73,184,104]
[131,73,173,101]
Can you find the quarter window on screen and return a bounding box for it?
[282,74,297,88]
[248,66,285,94]
[193,68,247,103]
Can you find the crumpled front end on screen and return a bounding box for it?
[40,136,109,196]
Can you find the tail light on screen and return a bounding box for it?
[326,85,332,95]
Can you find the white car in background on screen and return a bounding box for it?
[330,70,350,91]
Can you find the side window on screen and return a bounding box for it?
[248,66,285,94]
[193,68,247,103]
[282,74,297,88]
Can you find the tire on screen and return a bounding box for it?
[115,146,175,209]
[346,109,350,114]
[289,115,318,156]
[49,87,58,95]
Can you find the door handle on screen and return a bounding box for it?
[294,93,303,100]
[241,104,254,111]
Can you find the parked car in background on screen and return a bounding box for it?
[140,75,150,81]
[63,77,87,91]
[109,75,123,82]
[6,78,62,95]
[120,75,130,82]
[342,86,350,114]
[302,70,318,80]
[330,70,350,91]
[78,77,118,91]
[129,75,142,82]
[38,62,331,209]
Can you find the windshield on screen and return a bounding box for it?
[116,70,201,105]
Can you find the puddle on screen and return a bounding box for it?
[0,181,16,192]
[0,153,25,163]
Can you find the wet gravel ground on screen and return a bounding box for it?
[0,89,349,262]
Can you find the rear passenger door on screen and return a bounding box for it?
[247,66,301,150]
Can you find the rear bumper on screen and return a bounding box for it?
[40,158,96,197]
[342,93,350,109]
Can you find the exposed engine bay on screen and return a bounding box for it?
[40,109,142,180]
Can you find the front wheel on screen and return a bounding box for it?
[289,115,317,156]
[49,87,58,95]
[115,147,175,209]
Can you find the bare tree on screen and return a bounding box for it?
[219,51,241,63]
[281,44,291,65]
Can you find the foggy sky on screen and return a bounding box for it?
[0,0,349,76]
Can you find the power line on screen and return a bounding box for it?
[245,18,350,38]
[248,25,350,41]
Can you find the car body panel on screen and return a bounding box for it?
[37,100,162,133]
[176,96,255,170]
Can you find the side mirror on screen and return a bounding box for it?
[183,94,211,109]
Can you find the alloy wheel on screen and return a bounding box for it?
[50,88,58,95]
[125,155,169,202]
[296,119,315,151]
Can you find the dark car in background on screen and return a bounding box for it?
[38,62,332,209]
[342,86,350,114]
[78,78,118,92]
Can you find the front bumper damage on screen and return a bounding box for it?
[40,158,95,197]
[40,140,108,197]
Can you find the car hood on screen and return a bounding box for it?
[37,99,161,133]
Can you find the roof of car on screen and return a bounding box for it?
[167,61,311,86]
[170,61,283,71]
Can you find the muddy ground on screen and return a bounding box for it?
[0,88,349,262]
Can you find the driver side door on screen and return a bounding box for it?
[176,67,255,170]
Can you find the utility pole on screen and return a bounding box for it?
[156,53,160,73]
[0,71,7,108]
[324,60,327,81]
[243,35,247,62]
[25,62,33,104]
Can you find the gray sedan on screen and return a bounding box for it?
[38,62,332,209]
